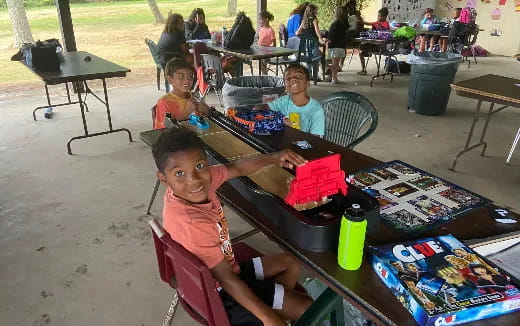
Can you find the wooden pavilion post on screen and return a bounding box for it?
[256,0,267,30]
[55,0,77,52]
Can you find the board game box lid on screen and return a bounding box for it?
[370,235,520,325]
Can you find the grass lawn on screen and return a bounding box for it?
[0,0,295,92]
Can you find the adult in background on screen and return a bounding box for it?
[158,13,193,67]
[286,2,309,38]
[185,8,211,41]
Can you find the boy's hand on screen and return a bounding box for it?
[270,149,307,169]
[196,102,210,116]
[185,98,198,115]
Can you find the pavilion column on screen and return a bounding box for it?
[55,0,77,52]
[256,0,267,29]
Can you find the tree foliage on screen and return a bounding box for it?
[294,0,373,28]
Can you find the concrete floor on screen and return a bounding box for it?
[1,56,519,326]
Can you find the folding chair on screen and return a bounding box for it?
[145,38,169,92]
[200,54,226,107]
[149,219,345,326]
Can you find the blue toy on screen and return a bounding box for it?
[188,113,209,130]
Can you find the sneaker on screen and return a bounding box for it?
[332,79,341,84]
[357,70,367,75]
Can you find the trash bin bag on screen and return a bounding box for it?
[407,51,462,115]
[222,76,285,108]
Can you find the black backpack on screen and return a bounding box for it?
[224,12,256,49]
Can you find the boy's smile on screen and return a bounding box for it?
[284,69,309,95]
[157,148,212,204]
[168,67,194,96]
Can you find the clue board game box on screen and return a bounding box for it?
[348,160,491,234]
[370,235,520,326]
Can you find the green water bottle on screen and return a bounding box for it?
[337,204,367,271]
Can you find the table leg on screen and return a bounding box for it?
[258,59,262,76]
[33,83,88,121]
[370,51,382,87]
[450,100,483,171]
[66,79,133,155]
[506,127,520,164]
[479,102,494,156]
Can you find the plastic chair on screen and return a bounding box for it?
[201,54,226,107]
[320,91,379,149]
[268,35,299,76]
[149,219,346,326]
[145,38,170,93]
[296,37,322,85]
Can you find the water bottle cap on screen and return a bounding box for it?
[352,204,361,209]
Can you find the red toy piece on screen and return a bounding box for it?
[284,154,348,207]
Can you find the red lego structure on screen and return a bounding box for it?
[284,154,348,207]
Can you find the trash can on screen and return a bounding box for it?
[222,76,285,108]
[407,51,462,115]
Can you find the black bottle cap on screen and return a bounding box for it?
[344,203,366,222]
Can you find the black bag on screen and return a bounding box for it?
[30,39,62,71]
[224,12,255,49]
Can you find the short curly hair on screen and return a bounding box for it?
[152,127,205,172]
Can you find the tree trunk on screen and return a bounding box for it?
[226,0,238,17]
[146,0,165,24]
[6,0,34,48]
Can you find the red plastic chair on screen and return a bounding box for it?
[148,219,262,326]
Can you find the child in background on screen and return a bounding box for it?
[419,8,440,52]
[296,4,326,44]
[258,64,325,137]
[439,8,462,52]
[185,8,211,40]
[358,7,390,75]
[327,7,349,84]
[258,10,276,75]
[154,58,209,129]
[153,127,313,326]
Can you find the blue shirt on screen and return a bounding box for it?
[268,95,325,136]
[287,14,301,38]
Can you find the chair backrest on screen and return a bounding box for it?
[192,41,211,70]
[278,23,288,47]
[297,37,321,62]
[201,54,226,89]
[320,91,379,149]
[145,38,162,69]
[148,219,230,326]
[287,36,300,50]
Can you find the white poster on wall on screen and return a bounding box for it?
[382,0,437,23]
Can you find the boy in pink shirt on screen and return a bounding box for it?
[153,127,312,326]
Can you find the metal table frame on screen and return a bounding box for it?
[23,51,133,154]
[450,75,520,171]
[354,38,402,87]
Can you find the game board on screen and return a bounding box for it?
[348,161,491,233]
[370,235,520,326]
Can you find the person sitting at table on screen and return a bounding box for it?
[158,13,193,68]
[439,8,462,52]
[256,64,325,137]
[286,2,309,38]
[154,58,209,129]
[357,7,389,75]
[185,8,211,41]
[258,10,276,75]
[327,7,349,84]
[418,8,440,52]
[152,126,313,326]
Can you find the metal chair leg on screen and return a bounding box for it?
[506,127,520,164]
[156,68,161,90]
[146,179,161,215]
[162,291,179,326]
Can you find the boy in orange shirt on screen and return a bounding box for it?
[153,127,312,326]
[154,58,209,129]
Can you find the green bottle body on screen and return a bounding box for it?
[337,205,367,271]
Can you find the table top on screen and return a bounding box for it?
[451,74,520,105]
[214,126,520,326]
[206,44,296,60]
[23,51,130,85]
[354,38,399,45]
